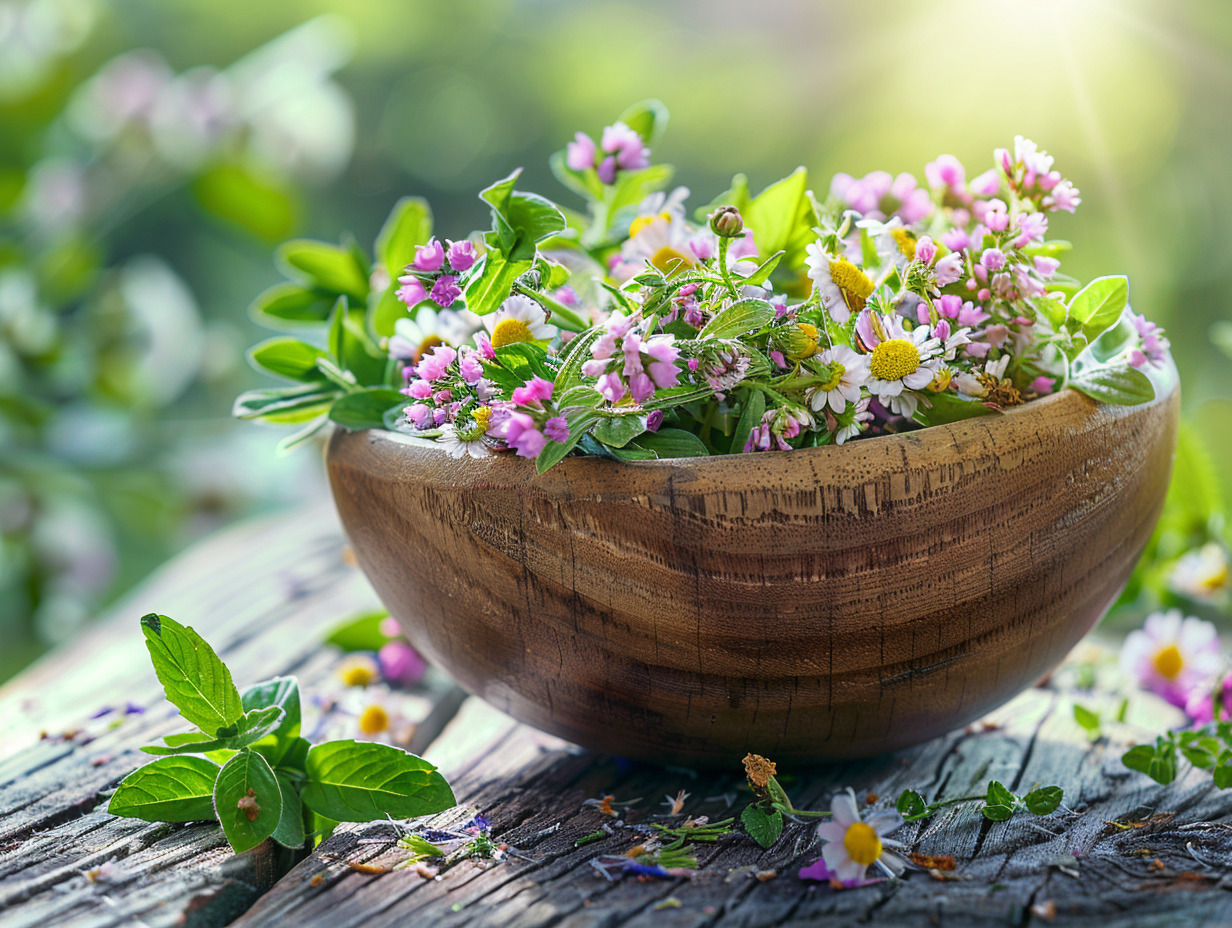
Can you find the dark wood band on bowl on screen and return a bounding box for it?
[327,376,1179,766]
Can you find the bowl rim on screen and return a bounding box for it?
[345,368,1178,473]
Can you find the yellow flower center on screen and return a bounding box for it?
[869,338,921,381]
[339,659,377,687]
[358,704,390,735]
[890,227,917,260]
[928,368,954,393]
[843,822,883,867]
[628,210,674,238]
[1152,643,1184,681]
[491,318,534,349]
[1202,563,1229,591]
[829,257,875,313]
[819,363,846,391]
[472,406,492,432]
[650,245,694,276]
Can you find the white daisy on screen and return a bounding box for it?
[388,307,480,360]
[854,311,942,417]
[834,398,873,445]
[872,216,918,270]
[616,212,706,281]
[807,345,869,415]
[804,242,875,325]
[437,422,489,460]
[815,788,906,884]
[1169,543,1230,605]
[482,295,557,349]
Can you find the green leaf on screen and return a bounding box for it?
[699,298,775,340]
[982,803,1014,822]
[309,810,339,848]
[324,611,396,652]
[1214,751,1232,789]
[593,414,648,449]
[895,789,929,820]
[329,388,405,431]
[1023,786,1064,816]
[629,428,710,459]
[250,282,336,326]
[1072,703,1101,734]
[327,301,387,387]
[535,404,602,473]
[277,239,369,302]
[108,756,221,823]
[1067,275,1129,342]
[916,391,998,426]
[740,251,783,288]
[729,388,765,454]
[141,705,285,756]
[464,253,532,317]
[549,150,604,202]
[232,383,341,422]
[740,804,784,849]
[272,772,306,849]
[242,676,301,766]
[1123,738,1177,785]
[194,165,299,242]
[376,197,433,280]
[479,169,566,261]
[301,740,455,822]
[141,614,243,737]
[1036,296,1068,330]
[401,834,446,858]
[1069,364,1155,406]
[982,780,1016,820]
[214,750,282,854]
[618,98,669,145]
[742,168,819,267]
[248,337,327,382]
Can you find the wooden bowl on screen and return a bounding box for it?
[327,376,1179,766]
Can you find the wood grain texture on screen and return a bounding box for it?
[326,381,1181,766]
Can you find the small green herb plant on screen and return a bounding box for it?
[895,781,1064,822]
[107,614,455,853]
[1122,723,1232,789]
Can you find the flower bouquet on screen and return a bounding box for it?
[236,103,1179,764]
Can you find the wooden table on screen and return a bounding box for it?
[2,505,1229,928]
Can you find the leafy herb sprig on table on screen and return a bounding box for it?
[106,614,455,853]
[1122,723,1232,789]
[895,782,1064,822]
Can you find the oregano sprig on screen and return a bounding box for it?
[895,780,1064,823]
[107,614,456,853]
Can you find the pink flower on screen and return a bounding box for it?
[412,239,445,272]
[941,228,971,252]
[798,857,885,889]
[501,412,547,458]
[543,416,569,443]
[415,345,456,382]
[1031,375,1055,395]
[1128,312,1169,368]
[512,376,554,407]
[1034,256,1061,278]
[404,379,433,400]
[597,156,618,185]
[915,236,938,265]
[601,122,649,170]
[565,131,597,171]
[379,641,427,687]
[969,168,1002,197]
[925,154,966,191]
[406,403,433,429]
[596,371,626,403]
[554,285,579,306]
[430,275,461,307]
[982,199,1010,232]
[979,248,1006,271]
[1013,211,1048,248]
[1120,609,1222,708]
[1186,672,1232,724]
[1044,180,1081,213]
[446,240,477,272]
[396,273,427,307]
[644,336,681,390]
[934,252,964,286]
[891,173,933,223]
[459,349,484,384]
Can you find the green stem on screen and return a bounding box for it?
[717,238,741,300]
[519,286,588,332]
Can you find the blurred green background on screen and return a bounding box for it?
[3,0,1231,680]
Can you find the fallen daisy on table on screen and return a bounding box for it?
[808,788,907,887]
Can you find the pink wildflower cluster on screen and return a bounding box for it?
[487,376,575,458]
[566,121,650,185]
[831,170,933,224]
[401,342,492,430]
[745,407,813,452]
[396,236,480,310]
[581,314,681,403]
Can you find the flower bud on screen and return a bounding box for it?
[709,205,744,238]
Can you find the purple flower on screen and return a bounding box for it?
[566,131,597,171]
[543,416,569,443]
[446,240,477,272]
[1186,672,1232,724]
[430,275,462,307]
[412,238,445,272]
[1031,375,1055,395]
[404,379,433,400]
[406,403,433,429]
[396,273,427,308]
[597,156,618,185]
[979,248,1006,271]
[459,349,484,384]
[512,376,554,407]
[379,640,427,687]
[645,409,664,432]
[925,154,966,191]
[1120,609,1222,708]
[1128,312,1169,368]
[645,336,681,390]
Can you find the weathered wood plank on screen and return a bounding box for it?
[233,680,1232,928]
[0,505,461,928]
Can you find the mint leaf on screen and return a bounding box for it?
[375,197,432,282]
[592,414,647,449]
[1023,786,1063,816]
[463,253,532,317]
[141,705,286,756]
[214,750,282,853]
[1067,275,1128,342]
[740,804,783,848]
[277,239,369,302]
[141,614,243,736]
[1070,364,1155,406]
[699,298,775,339]
[271,772,306,849]
[247,337,328,382]
[324,611,396,653]
[982,780,1016,820]
[328,388,405,431]
[108,756,221,823]
[301,740,455,822]
[896,789,929,821]
[1072,703,1101,737]
[1123,738,1177,785]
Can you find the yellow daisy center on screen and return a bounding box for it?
[1202,563,1229,591]
[650,245,694,276]
[890,227,917,260]
[472,406,492,432]
[358,704,390,736]
[1152,643,1184,681]
[628,210,674,238]
[843,822,883,867]
[491,318,534,349]
[829,258,875,312]
[869,338,921,381]
[820,363,846,391]
[339,659,376,687]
